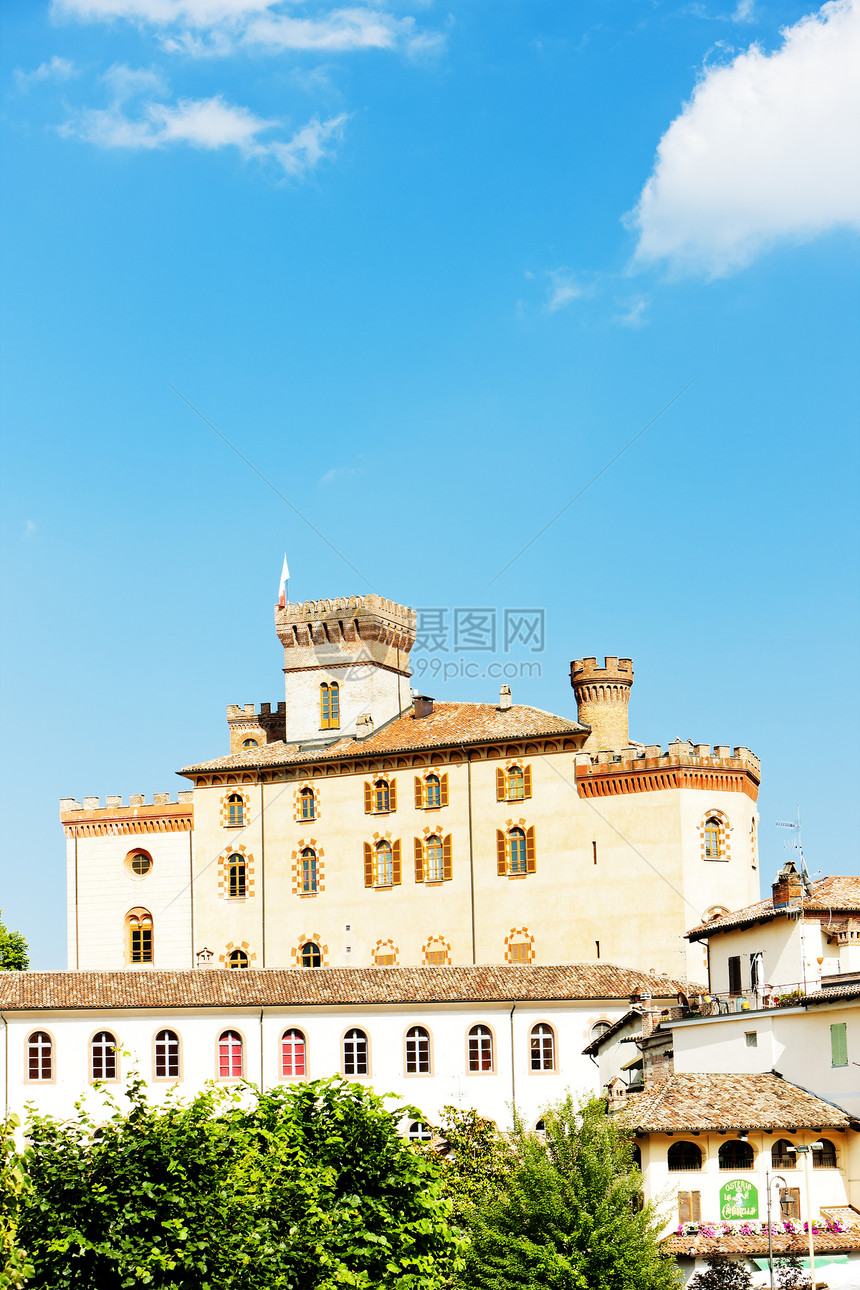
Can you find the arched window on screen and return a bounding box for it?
[320,682,340,729]
[91,1031,118,1081]
[772,1139,797,1169]
[424,940,449,966]
[668,1141,703,1172]
[509,938,532,964]
[228,949,249,969]
[154,1029,180,1079]
[425,835,444,883]
[227,793,244,826]
[529,1023,555,1071]
[343,1028,368,1076]
[631,1143,642,1168]
[425,774,441,808]
[718,1140,754,1171]
[703,817,722,859]
[374,779,391,813]
[590,1021,611,1041]
[375,942,396,966]
[813,1139,837,1169]
[127,909,153,964]
[507,766,525,799]
[300,786,316,821]
[27,1031,52,1081]
[218,1030,243,1078]
[301,941,322,969]
[281,1028,307,1078]
[468,1024,493,1073]
[301,848,318,894]
[408,1121,432,1142]
[228,854,246,898]
[508,827,527,875]
[535,1119,546,1137]
[374,840,394,887]
[405,1025,431,1074]
[242,738,259,749]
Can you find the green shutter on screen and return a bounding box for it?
[831,1022,848,1068]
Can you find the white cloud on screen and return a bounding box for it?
[614,295,650,328]
[102,63,168,98]
[630,0,860,276]
[544,269,587,313]
[732,0,755,22]
[15,56,78,88]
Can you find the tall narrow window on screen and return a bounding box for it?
[704,817,722,859]
[281,1028,307,1078]
[678,1192,701,1224]
[831,1022,848,1068]
[301,848,318,894]
[529,1023,554,1071]
[300,787,316,821]
[128,910,153,964]
[228,949,249,969]
[27,1031,52,1081]
[405,1026,431,1074]
[374,780,391,813]
[301,941,322,968]
[227,793,244,826]
[343,1028,368,1076]
[91,1031,118,1081]
[468,1025,493,1072]
[425,835,444,882]
[374,840,394,887]
[497,826,536,877]
[228,854,246,898]
[507,766,525,799]
[320,682,340,729]
[218,1030,243,1078]
[154,1029,180,1079]
[772,1140,797,1169]
[425,774,441,807]
[508,828,527,875]
[728,956,742,994]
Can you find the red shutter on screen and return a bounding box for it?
[526,826,536,873]
[497,830,507,876]
[414,776,423,808]
[392,840,402,885]
[440,773,449,806]
[414,838,424,883]
[443,834,452,881]
[363,842,373,887]
[678,1193,691,1224]
[692,1191,701,1222]
[496,767,505,800]
[523,764,532,799]
[389,779,397,812]
[364,781,372,814]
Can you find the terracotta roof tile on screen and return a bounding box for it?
[181,703,586,775]
[619,1072,853,1132]
[664,1230,860,1256]
[0,964,683,1011]
[687,876,860,942]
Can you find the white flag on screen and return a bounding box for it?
[278,555,290,608]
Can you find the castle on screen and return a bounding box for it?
[61,590,761,981]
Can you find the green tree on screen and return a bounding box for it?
[17,1074,463,1290]
[0,914,28,972]
[0,1115,33,1290]
[458,1094,680,1290]
[689,1254,753,1288]
[433,1106,512,1226]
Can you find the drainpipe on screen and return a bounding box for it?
[2,1013,7,1118]
[259,1007,264,1092]
[465,753,476,964]
[509,1001,517,1119]
[74,834,80,969]
[188,826,194,968]
[260,781,267,968]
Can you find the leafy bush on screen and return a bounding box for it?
[689,1253,753,1288]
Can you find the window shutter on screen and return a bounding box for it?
[392,840,402,885]
[440,773,449,806]
[678,1193,691,1224]
[414,837,424,883]
[784,1188,801,1219]
[389,779,397,811]
[526,825,536,873]
[414,776,423,808]
[364,781,373,814]
[523,764,532,799]
[496,830,507,876]
[831,1022,848,1067]
[691,1191,701,1222]
[496,767,505,800]
[443,833,452,880]
[363,842,373,887]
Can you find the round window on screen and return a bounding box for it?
[129,852,152,877]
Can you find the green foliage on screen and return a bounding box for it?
[689,1253,753,1289]
[775,1255,810,1289]
[0,914,28,972]
[0,1115,34,1290]
[433,1106,512,1226]
[16,1073,463,1290]
[457,1094,680,1290]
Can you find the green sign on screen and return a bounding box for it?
[719,1179,758,1220]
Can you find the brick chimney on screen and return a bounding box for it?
[772,859,807,908]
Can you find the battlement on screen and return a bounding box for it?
[226,701,286,753]
[60,792,194,815]
[574,740,761,802]
[571,656,634,684]
[570,655,634,752]
[276,594,416,653]
[60,792,194,836]
[226,702,286,720]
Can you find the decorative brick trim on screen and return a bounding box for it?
[421,824,442,840]
[504,816,528,830]
[292,933,328,968]
[219,790,251,829]
[291,839,325,896]
[218,940,255,968]
[371,829,393,843]
[218,844,255,899]
[504,927,535,964]
[372,938,399,966]
[293,782,320,824]
[63,804,193,837]
[700,810,731,864]
[576,764,758,802]
[422,935,452,966]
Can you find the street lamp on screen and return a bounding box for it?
[786,1142,824,1287]
[766,1172,789,1290]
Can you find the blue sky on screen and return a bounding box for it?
[1,0,858,968]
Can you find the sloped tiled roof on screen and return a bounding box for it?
[0,964,685,1012]
[181,702,586,774]
[803,981,860,1006]
[664,1230,860,1256]
[686,876,860,942]
[581,1008,640,1056]
[620,1072,853,1132]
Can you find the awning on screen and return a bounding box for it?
[751,1256,849,1269]
[620,1053,643,1071]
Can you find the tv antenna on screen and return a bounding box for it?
[776,807,810,883]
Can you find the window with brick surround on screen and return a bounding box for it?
[468,1025,493,1073]
[300,848,318,894]
[423,936,451,965]
[496,764,532,802]
[364,839,402,888]
[154,1029,180,1079]
[228,854,246,898]
[320,682,340,729]
[228,949,249,969]
[300,786,316,820]
[701,811,731,863]
[127,909,153,964]
[365,777,396,814]
[301,941,322,968]
[415,772,448,809]
[497,826,536,876]
[27,1031,52,1081]
[281,1028,307,1078]
[414,834,452,883]
[91,1031,118,1082]
[227,793,244,826]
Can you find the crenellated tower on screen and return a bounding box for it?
[570,656,634,752]
[275,594,416,744]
